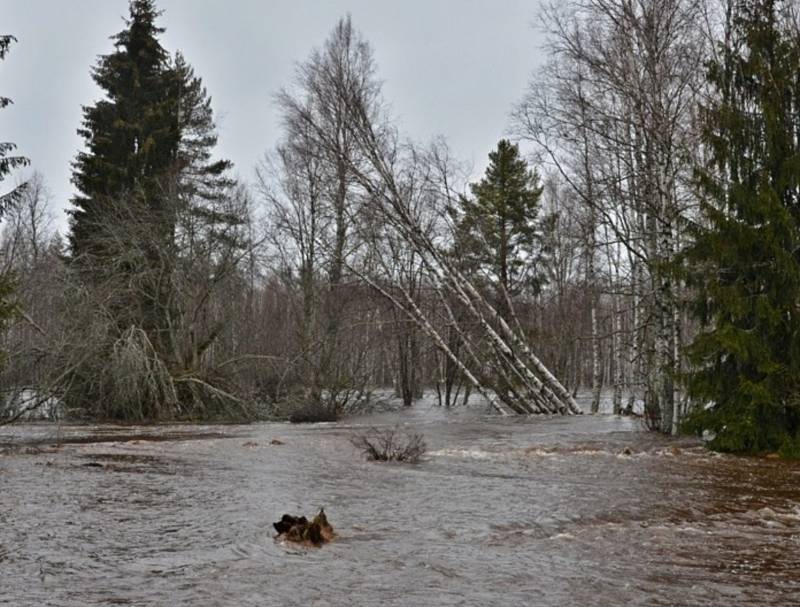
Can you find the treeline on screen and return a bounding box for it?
[513,0,800,452]
[1,1,799,455]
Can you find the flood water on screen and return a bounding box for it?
[2,396,800,606]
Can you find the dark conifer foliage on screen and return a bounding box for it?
[169,53,240,246]
[0,35,29,214]
[170,53,234,199]
[69,0,178,258]
[456,139,546,321]
[686,0,800,454]
[61,1,239,420]
[69,1,236,257]
[0,34,28,338]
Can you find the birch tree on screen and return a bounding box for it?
[515,0,706,429]
[282,17,581,415]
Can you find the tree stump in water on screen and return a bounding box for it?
[273,509,334,546]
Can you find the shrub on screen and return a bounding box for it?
[287,401,339,423]
[350,426,426,463]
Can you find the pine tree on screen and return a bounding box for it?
[458,139,546,322]
[686,0,800,455]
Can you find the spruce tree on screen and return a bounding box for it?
[0,35,28,212]
[686,0,800,455]
[66,1,235,419]
[70,2,235,259]
[69,0,178,259]
[170,53,234,201]
[458,139,545,321]
[0,35,28,338]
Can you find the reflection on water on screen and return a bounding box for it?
[1,397,799,606]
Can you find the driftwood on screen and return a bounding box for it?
[273,509,334,546]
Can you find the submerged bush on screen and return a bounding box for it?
[287,401,340,423]
[278,388,373,423]
[683,395,800,458]
[777,436,800,460]
[350,426,426,463]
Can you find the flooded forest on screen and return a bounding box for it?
[2,0,800,605]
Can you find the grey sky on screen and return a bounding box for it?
[2,0,546,232]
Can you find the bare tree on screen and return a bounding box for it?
[277,17,580,415]
[261,25,378,417]
[515,0,706,429]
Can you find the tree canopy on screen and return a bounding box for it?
[686,0,800,455]
[0,34,29,213]
[456,139,546,321]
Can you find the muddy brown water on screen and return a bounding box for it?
[1,397,799,606]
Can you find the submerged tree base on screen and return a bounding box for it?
[683,404,800,460]
[273,509,335,547]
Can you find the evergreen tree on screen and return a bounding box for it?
[69,0,178,259]
[70,2,235,259]
[169,53,240,251]
[686,0,800,455]
[458,139,546,321]
[0,35,28,342]
[170,53,233,201]
[65,1,237,419]
[0,35,28,212]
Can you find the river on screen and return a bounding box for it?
[2,395,799,606]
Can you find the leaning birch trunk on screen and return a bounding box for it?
[281,23,579,415]
[332,131,569,414]
[382,217,554,414]
[379,181,575,414]
[381,182,578,414]
[410,181,575,412]
[433,281,553,414]
[349,163,570,414]
[352,264,515,416]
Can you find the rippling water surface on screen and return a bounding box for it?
[2,396,800,606]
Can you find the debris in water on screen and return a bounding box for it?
[274,508,334,546]
[270,439,285,446]
[620,447,634,456]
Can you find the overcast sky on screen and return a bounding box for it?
[2,0,546,232]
